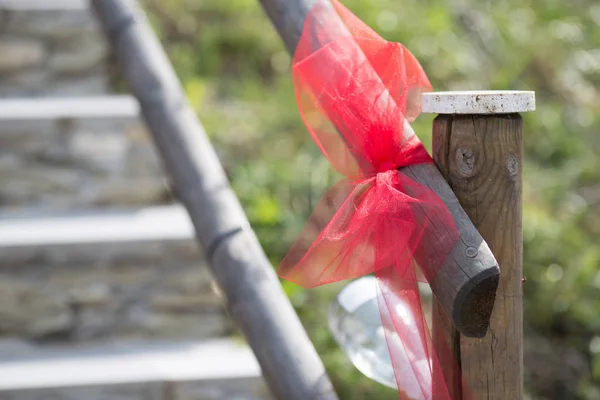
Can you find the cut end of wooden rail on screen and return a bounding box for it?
[422,91,535,114]
[452,267,500,338]
[403,163,501,339]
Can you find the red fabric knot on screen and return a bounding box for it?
[377,161,397,173]
[279,1,468,399]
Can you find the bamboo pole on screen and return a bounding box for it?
[90,1,339,399]
[424,90,535,399]
[259,0,501,338]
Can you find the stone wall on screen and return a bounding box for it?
[0,6,170,211]
[0,118,171,211]
[0,6,110,97]
[0,5,229,344]
[0,252,230,343]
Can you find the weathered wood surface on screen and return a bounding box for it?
[402,163,499,337]
[90,1,338,399]
[432,298,462,400]
[258,0,500,337]
[432,114,524,399]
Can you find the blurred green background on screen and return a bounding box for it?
[143,0,600,398]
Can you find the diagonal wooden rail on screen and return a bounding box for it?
[258,0,501,338]
[90,1,338,399]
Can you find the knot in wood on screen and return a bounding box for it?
[507,154,519,180]
[456,147,475,177]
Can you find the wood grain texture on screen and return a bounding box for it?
[432,114,524,400]
[432,299,462,400]
[259,0,500,338]
[91,1,338,399]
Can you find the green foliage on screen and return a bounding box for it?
[144,0,600,398]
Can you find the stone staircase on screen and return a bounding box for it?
[0,1,270,398]
[0,339,268,400]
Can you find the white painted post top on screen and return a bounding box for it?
[421,91,535,114]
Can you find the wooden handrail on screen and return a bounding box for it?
[258,0,500,338]
[90,1,339,399]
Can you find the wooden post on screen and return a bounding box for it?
[90,1,339,399]
[259,0,501,338]
[424,91,535,399]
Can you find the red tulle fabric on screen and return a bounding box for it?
[278,1,463,399]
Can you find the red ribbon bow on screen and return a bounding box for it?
[279,1,464,399]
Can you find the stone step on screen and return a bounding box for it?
[0,204,199,264]
[0,204,192,247]
[0,338,271,400]
[0,206,225,343]
[0,96,162,211]
[0,95,139,121]
[0,0,87,10]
